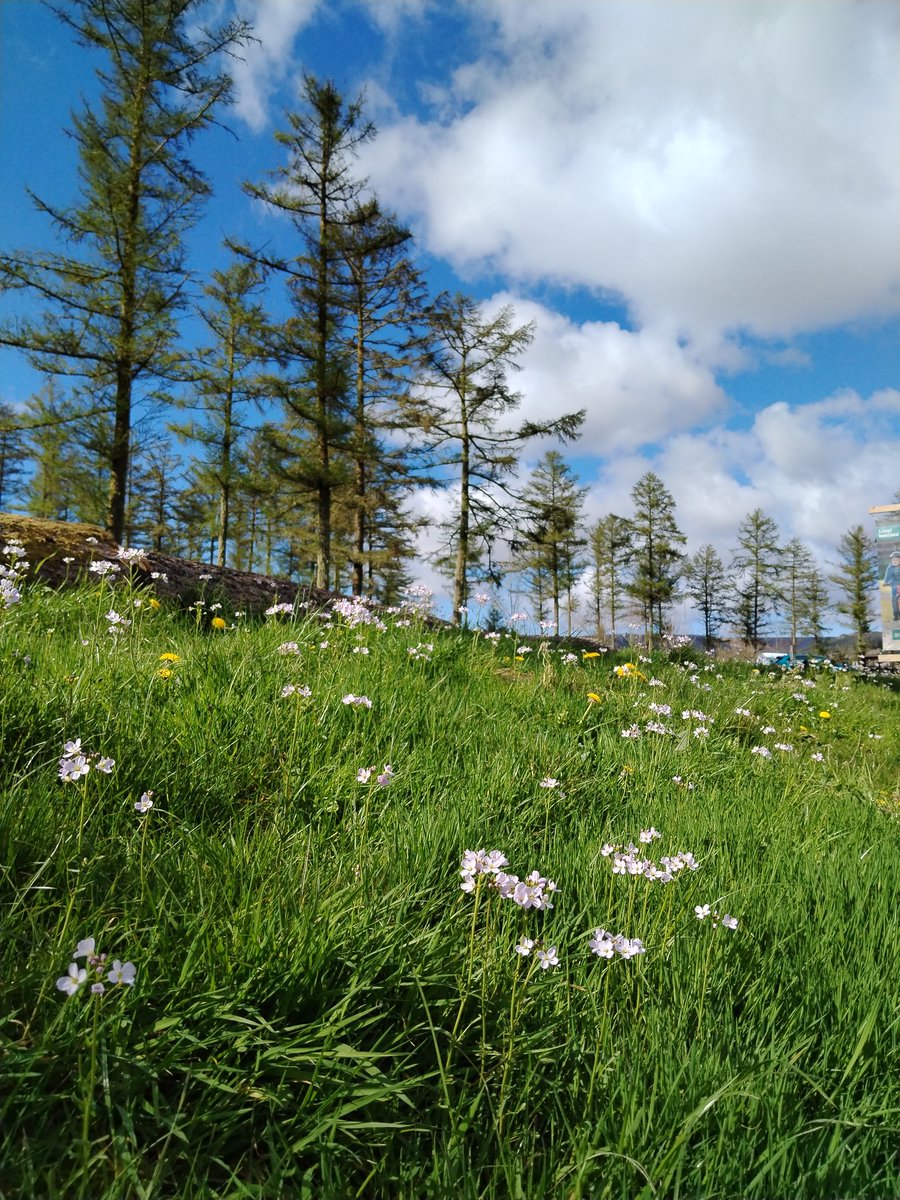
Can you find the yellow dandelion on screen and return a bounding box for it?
[587,692,602,703]
[582,651,601,659]
[211,616,227,630]
[149,598,161,610]
[515,655,525,662]
[159,652,180,663]
[157,667,173,680]
[819,710,831,719]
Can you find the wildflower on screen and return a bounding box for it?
[818,710,831,719]
[59,755,91,782]
[620,724,641,739]
[811,752,824,762]
[648,703,671,716]
[588,930,615,958]
[751,746,772,759]
[639,827,661,843]
[135,792,154,813]
[720,914,739,931]
[761,725,776,734]
[95,757,115,774]
[582,651,602,659]
[107,960,136,986]
[211,617,226,630]
[536,946,559,969]
[149,598,161,610]
[586,692,602,703]
[357,767,374,783]
[157,667,173,680]
[57,963,87,995]
[600,843,616,857]
[74,938,96,958]
[735,707,752,717]
[159,652,180,663]
[278,642,300,655]
[515,937,534,956]
[376,765,395,787]
[694,904,711,920]
[540,777,560,789]
[474,593,490,604]
[342,694,373,708]
[773,743,794,753]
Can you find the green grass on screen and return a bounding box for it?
[1,576,899,1199]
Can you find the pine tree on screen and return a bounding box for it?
[682,544,730,649]
[515,451,587,633]
[21,380,83,520]
[409,294,583,620]
[233,77,376,588]
[0,404,28,512]
[0,0,250,543]
[780,538,814,659]
[172,260,269,566]
[626,472,686,649]
[730,509,782,648]
[830,525,877,656]
[589,514,632,643]
[337,201,425,594]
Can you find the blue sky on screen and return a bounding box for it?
[2,0,899,629]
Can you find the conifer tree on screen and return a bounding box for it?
[409,295,583,620]
[682,543,730,649]
[515,450,587,632]
[626,472,686,648]
[730,509,782,648]
[780,538,814,659]
[830,525,877,656]
[589,513,632,643]
[337,202,425,594]
[0,0,251,543]
[0,404,28,512]
[172,260,269,566]
[233,77,376,588]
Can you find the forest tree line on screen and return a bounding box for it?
[0,1,881,649]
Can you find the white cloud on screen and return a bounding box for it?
[362,0,900,344]
[232,0,320,131]
[483,294,729,454]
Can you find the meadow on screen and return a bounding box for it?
[1,548,899,1199]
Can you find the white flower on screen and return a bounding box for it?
[135,792,154,813]
[357,767,374,783]
[694,904,711,920]
[352,646,370,655]
[773,743,793,753]
[57,963,87,995]
[278,641,300,655]
[342,694,373,708]
[74,937,96,958]
[515,937,534,956]
[107,960,136,986]
[539,777,559,789]
[376,765,395,787]
[536,946,559,969]
[720,914,739,931]
[95,757,115,774]
[751,746,772,759]
[588,930,615,958]
[811,752,824,762]
[639,827,661,843]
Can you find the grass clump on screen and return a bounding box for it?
[1,563,899,1199]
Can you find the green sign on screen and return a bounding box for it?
[876,524,900,539]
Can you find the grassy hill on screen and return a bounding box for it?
[1,544,898,1199]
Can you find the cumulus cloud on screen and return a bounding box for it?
[480,294,729,454]
[362,0,900,344]
[231,0,320,131]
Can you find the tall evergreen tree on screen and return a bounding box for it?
[0,404,27,512]
[337,201,425,594]
[409,294,583,620]
[682,543,730,649]
[626,472,686,648]
[780,538,815,659]
[0,0,250,543]
[589,513,632,643]
[21,380,83,521]
[172,259,269,566]
[233,77,376,588]
[515,450,587,633]
[830,524,877,656]
[730,509,782,648]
